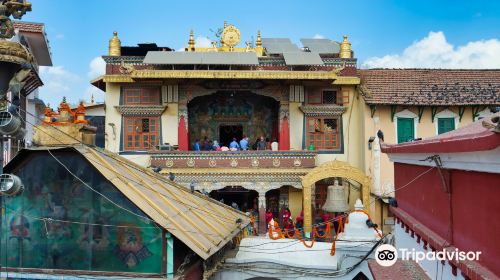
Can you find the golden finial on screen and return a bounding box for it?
[224,21,228,28]
[255,30,264,56]
[256,30,262,47]
[339,35,352,59]
[108,31,121,56]
[187,30,195,51]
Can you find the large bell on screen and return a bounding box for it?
[322,179,349,213]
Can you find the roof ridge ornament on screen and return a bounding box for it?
[339,35,352,59]
[108,31,121,56]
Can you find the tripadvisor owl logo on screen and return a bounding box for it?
[375,244,398,267]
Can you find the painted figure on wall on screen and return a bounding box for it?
[114,225,153,268]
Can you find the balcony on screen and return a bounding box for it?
[149,150,317,169]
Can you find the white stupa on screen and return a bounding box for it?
[337,199,381,241]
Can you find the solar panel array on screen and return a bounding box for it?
[283,52,324,65]
[261,38,300,54]
[143,51,259,65]
[300,38,340,54]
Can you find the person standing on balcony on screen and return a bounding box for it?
[229,138,240,151]
[271,139,279,151]
[240,136,249,150]
[257,136,266,150]
[193,139,200,151]
[265,137,272,150]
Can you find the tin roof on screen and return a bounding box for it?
[7,145,249,260]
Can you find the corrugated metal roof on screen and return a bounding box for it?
[16,146,249,260]
[143,51,259,65]
[300,38,340,54]
[283,52,324,65]
[261,38,300,54]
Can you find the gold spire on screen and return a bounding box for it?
[224,20,228,28]
[108,31,121,56]
[255,30,264,56]
[339,35,352,59]
[187,30,195,51]
[256,30,262,47]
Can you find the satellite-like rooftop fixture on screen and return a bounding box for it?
[0,174,24,196]
[0,111,25,140]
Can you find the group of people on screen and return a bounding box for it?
[193,136,279,151]
[265,208,343,238]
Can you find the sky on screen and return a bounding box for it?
[20,0,500,107]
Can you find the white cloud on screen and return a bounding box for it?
[39,66,79,94]
[313,34,325,39]
[55,34,64,39]
[88,56,105,78]
[195,36,212,48]
[362,31,500,69]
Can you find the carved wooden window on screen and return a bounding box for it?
[124,117,159,150]
[306,118,340,150]
[322,90,337,104]
[124,87,161,105]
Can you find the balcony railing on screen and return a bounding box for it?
[149,150,317,169]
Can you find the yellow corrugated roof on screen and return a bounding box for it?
[68,146,249,260]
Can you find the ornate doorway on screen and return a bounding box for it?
[301,160,371,234]
[219,125,243,146]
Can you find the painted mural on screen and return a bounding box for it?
[188,91,279,147]
[1,151,162,273]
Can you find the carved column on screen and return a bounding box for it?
[257,190,267,234]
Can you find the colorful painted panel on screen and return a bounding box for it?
[187,91,279,147]
[1,151,162,273]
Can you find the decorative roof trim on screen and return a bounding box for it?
[299,104,347,116]
[115,105,167,116]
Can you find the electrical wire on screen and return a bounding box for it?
[6,113,357,239]
[4,207,228,238]
[15,109,240,225]
[16,106,354,233]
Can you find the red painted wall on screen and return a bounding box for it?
[451,170,500,276]
[394,163,451,240]
[394,163,500,276]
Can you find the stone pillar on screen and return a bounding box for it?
[258,191,267,234]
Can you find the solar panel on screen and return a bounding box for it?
[300,38,340,54]
[283,52,324,65]
[262,38,300,54]
[143,51,259,65]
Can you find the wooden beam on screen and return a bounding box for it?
[458,106,465,122]
[370,105,377,118]
[431,107,438,123]
[417,107,424,123]
[391,105,397,122]
[162,229,167,276]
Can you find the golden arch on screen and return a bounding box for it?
[300,160,371,233]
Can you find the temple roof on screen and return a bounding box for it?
[5,146,249,260]
[359,69,500,106]
[13,21,52,66]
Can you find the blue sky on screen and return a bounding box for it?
[22,0,500,106]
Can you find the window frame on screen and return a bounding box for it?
[435,109,458,135]
[393,109,418,144]
[123,116,160,151]
[306,117,341,151]
[123,87,161,105]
